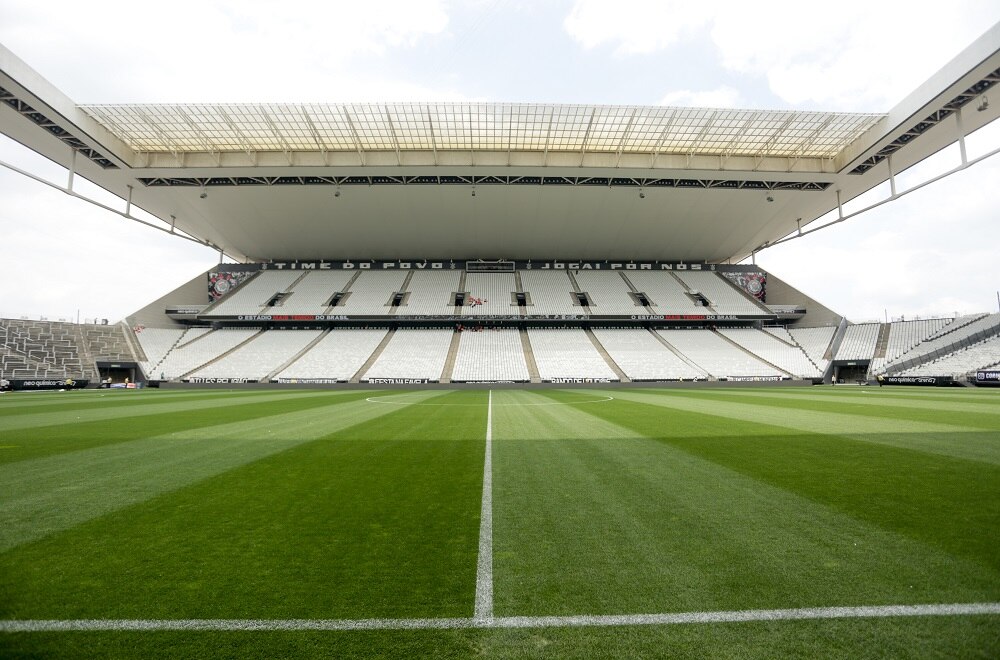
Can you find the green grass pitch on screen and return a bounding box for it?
[1,386,998,658]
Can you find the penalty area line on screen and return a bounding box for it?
[2,603,998,632]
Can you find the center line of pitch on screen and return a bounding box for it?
[474,389,494,622]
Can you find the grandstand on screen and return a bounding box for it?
[276,328,389,383]
[402,270,463,315]
[361,328,453,382]
[451,328,530,383]
[1,28,999,390]
[527,328,619,382]
[657,328,785,380]
[590,328,706,381]
[5,265,1000,386]
[518,270,584,316]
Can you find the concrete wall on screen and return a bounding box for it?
[126,269,211,329]
[764,270,843,328]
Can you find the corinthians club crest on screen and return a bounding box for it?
[744,273,765,300]
[208,271,251,301]
[723,271,766,302]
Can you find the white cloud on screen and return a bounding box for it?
[564,0,709,55]
[0,0,455,102]
[565,0,1000,110]
[659,86,743,108]
[757,156,1000,321]
[0,169,219,322]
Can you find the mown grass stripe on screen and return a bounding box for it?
[490,391,997,616]
[604,389,1000,465]
[684,388,1000,419]
[0,389,270,414]
[0,390,353,432]
[2,390,485,621]
[0,391,448,551]
[565,392,1000,570]
[2,602,996,631]
[0,391,380,466]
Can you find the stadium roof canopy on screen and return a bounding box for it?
[81,103,879,161]
[1,24,998,264]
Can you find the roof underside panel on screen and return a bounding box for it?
[80,102,883,160]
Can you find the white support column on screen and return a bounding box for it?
[956,106,969,166]
[67,149,77,191]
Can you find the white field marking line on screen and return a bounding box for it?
[365,395,614,407]
[3,603,998,632]
[474,389,494,622]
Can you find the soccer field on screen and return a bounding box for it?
[1,386,998,658]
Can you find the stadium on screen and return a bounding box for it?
[1,11,999,658]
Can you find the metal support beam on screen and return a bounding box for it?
[615,108,638,168]
[426,111,438,166]
[754,113,798,171]
[260,108,296,166]
[651,111,677,169]
[300,106,329,166]
[218,107,259,165]
[752,144,1000,256]
[135,107,184,165]
[385,106,402,166]
[580,107,596,166]
[176,107,222,166]
[0,156,221,253]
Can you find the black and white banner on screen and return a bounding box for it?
[884,376,953,386]
[256,259,738,273]
[545,378,616,384]
[975,371,1000,385]
[364,378,433,384]
[725,375,784,382]
[185,378,258,384]
[8,379,89,391]
[275,378,346,384]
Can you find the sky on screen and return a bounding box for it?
[0,0,998,323]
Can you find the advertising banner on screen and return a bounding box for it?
[186,378,258,384]
[975,371,1000,385]
[725,376,783,382]
[884,376,954,386]
[544,378,616,384]
[10,379,89,391]
[275,378,346,384]
[364,378,433,384]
